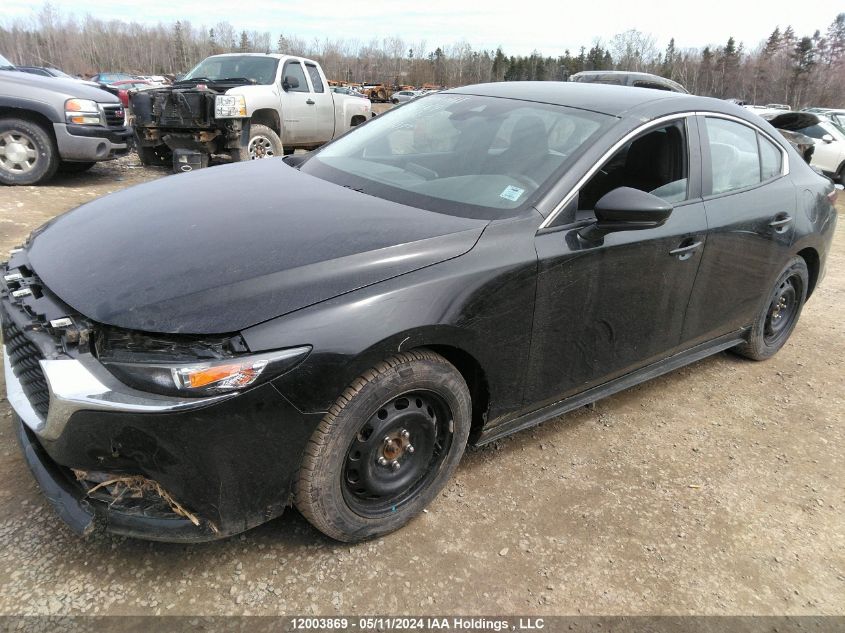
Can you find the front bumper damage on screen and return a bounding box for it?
[1,250,322,542]
[131,87,249,157]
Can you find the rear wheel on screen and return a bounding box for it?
[733,256,808,360]
[0,118,58,185]
[295,350,471,542]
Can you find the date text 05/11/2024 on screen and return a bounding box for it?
[289,617,546,631]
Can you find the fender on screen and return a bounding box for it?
[244,214,542,424]
[0,95,62,123]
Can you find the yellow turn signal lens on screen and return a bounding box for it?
[172,359,269,391]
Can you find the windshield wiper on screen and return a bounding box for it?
[174,76,213,84]
[216,77,257,84]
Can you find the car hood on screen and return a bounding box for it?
[26,160,487,334]
[0,69,120,102]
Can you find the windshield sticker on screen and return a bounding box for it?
[500,185,525,202]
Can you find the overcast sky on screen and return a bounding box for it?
[2,0,839,56]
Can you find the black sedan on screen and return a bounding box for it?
[1,82,837,543]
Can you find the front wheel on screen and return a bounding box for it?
[733,256,808,360]
[295,350,471,542]
[237,124,283,160]
[0,118,59,185]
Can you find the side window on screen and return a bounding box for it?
[759,135,782,181]
[282,61,309,93]
[578,121,690,210]
[795,124,828,140]
[304,63,324,93]
[704,118,760,195]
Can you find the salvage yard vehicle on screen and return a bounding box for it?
[0,54,131,185]
[1,82,837,543]
[765,111,845,182]
[130,53,371,170]
[391,90,422,104]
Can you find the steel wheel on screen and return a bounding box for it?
[295,350,471,542]
[0,130,39,175]
[763,274,801,346]
[342,391,453,518]
[248,135,276,159]
[732,256,808,361]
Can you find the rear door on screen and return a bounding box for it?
[279,59,315,146]
[304,62,336,143]
[681,114,796,345]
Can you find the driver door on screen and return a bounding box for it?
[279,60,316,146]
[524,116,709,408]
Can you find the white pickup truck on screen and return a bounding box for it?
[131,53,372,170]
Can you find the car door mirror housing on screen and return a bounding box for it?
[282,75,299,91]
[821,133,834,143]
[580,187,673,241]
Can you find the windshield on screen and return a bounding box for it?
[183,55,278,84]
[300,93,613,218]
[0,53,14,69]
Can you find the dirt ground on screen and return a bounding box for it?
[0,155,842,617]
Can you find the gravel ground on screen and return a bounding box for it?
[0,155,842,617]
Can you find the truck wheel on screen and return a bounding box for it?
[136,144,172,167]
[0,118,59,186]
[295,349,471,542]
[58,160,96,174]
[246,125,283,160]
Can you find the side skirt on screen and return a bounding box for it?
[475,330,746,446]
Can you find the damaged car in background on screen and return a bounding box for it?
[763,110,845,180]
[1,83,837,543]
[130,53,371,172]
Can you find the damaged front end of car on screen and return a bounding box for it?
[1,248,318,542]
[131,82,250,170]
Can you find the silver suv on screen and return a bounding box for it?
[0,53,130,185]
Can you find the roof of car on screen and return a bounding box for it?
[447,81,696,116]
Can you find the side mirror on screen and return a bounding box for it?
[282,75,299,91]
[580,187,673,241]
[821,134,834,144]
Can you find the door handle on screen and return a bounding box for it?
[769,214,792,229]
[305,98,315,105]
[669,240,703,260]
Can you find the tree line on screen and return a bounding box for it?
[1,4,843,107]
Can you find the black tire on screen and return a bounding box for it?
[58,160,96,174]
[295,349,471,542]
[0,117,59,185]
[733,256,808,361]
[233,124,283,161]
[136,143,172,167]
[836,162,845,185]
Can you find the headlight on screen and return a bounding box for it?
[214,95,247,118]
[102,346,311,397]
[65,98,102,125]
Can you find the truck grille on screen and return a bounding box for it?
[102,104,125,127]
[3,318,50,418]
